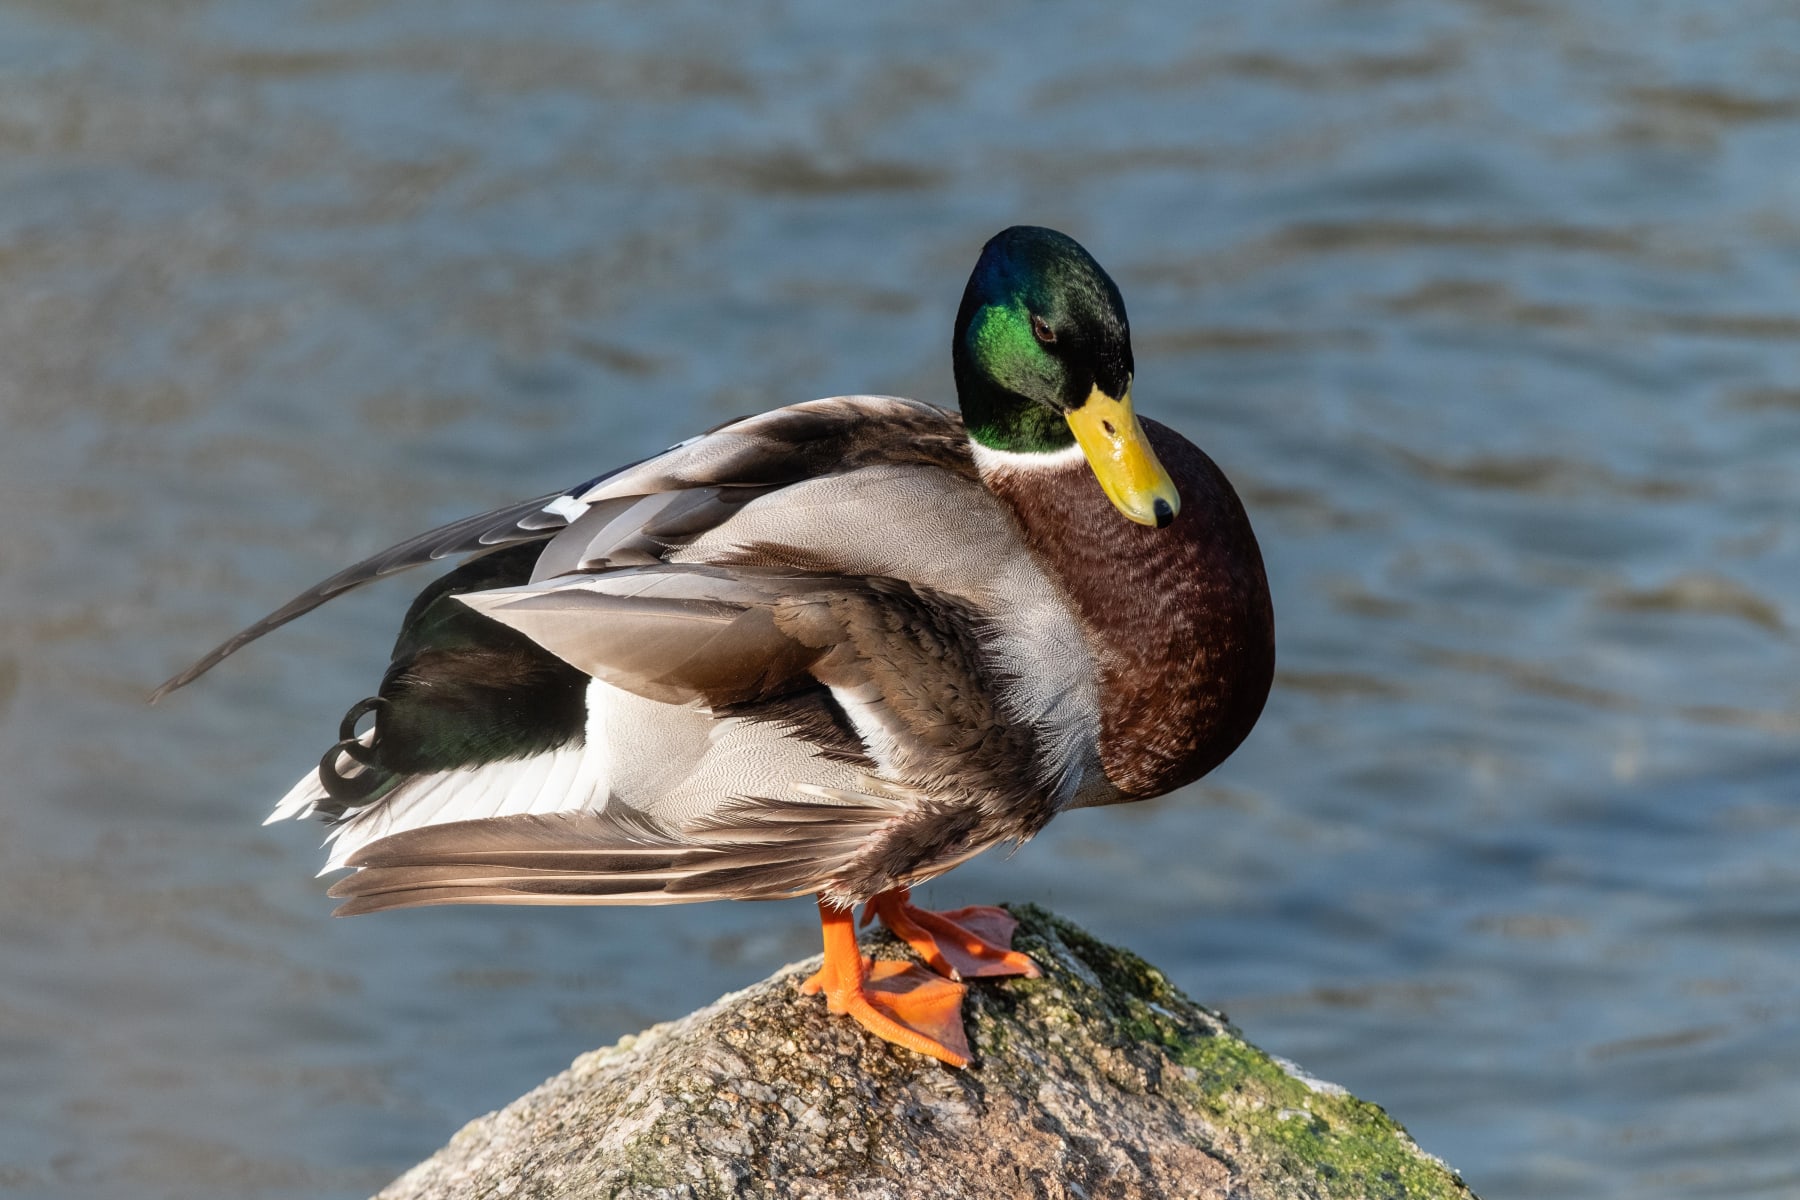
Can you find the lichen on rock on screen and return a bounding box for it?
[375,905,1475,1200]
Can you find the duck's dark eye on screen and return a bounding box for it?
[1030,313,1057,344]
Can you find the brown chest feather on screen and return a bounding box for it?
[986,420,1275,799]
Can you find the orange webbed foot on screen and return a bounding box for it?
[865,889,1043,982]
[802,898,972,1067]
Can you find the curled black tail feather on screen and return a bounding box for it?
[317,697,394,817]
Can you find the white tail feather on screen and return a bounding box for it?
[266,729,376,825]
[321,740,608,872]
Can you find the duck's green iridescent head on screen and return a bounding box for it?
[953,226,1179,528]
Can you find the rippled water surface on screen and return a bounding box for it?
[5,3,1800,1196]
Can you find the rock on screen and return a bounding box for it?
[374,905,1475,1200]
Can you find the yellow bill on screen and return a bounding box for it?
[1065,385,1181,528]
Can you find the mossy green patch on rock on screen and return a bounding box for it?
[1000,907,1466,1200]
[376,905,1475,1200]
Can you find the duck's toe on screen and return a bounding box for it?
[869,890,1042,982]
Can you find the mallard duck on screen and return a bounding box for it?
[156,227,1274,1067]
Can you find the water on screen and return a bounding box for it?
[4,2,1799,1196]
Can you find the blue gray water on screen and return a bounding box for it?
[4,2,1800,1196]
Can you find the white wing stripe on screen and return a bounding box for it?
[542,494,589,522]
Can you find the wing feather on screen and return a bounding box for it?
[151,489,578,700]
[327,790,909,914]
[156,398,970,700]
[454,567,835,707]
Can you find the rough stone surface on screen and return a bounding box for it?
[375,906,1475,1200]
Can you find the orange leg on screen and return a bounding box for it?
[799,897,971,1067]
[864,888,1042,982]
